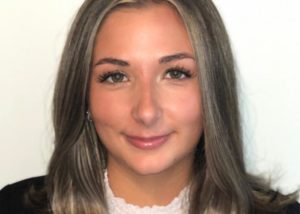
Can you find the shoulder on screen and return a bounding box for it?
[285,202,300,214]
[0,176,46,214]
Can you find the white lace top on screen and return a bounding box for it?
[104,172,190,214]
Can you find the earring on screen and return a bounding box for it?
[86,111,93,122]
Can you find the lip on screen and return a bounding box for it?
[125,133,171,150]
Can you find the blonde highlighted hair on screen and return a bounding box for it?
[30,0,298,213]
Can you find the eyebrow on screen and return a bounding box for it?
[94,57,129,67]
[159,52,195,64]
[94,52,194,67]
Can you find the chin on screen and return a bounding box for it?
[128,156,175,176]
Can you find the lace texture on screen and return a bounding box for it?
[104,171,190,214]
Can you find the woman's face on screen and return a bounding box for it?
[90,3,203,176]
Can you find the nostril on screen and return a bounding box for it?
[131,92,162,127]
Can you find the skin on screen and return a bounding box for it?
[89,3,203,206]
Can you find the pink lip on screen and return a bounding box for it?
[125,134,171,150]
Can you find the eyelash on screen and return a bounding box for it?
[96,66,192,84]
[97,71,127,83]
[165,66,192,79]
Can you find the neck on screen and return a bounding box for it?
[107,156,193,207]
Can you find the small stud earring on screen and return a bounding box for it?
[86,111,93,122]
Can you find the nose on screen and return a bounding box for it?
[131,81,162,127]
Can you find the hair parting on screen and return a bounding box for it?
[25,0,298,213]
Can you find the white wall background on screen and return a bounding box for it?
[0,0,299,201]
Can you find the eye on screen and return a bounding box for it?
[97,71,128,84]
[165,66,192,80]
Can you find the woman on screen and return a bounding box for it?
[0,0,299,213]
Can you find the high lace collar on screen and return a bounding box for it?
[104,171,190,214]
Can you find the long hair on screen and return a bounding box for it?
[46,0,297,213]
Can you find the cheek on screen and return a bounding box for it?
[89,90,128,131]
[165,85,202,126]
[89,82,203,133]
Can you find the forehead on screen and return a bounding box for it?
[93,3,193,60]
[103,2,183,25]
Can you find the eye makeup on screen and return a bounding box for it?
[96,70,128,84]
[164,66,192,79]
[95,65,194,85]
